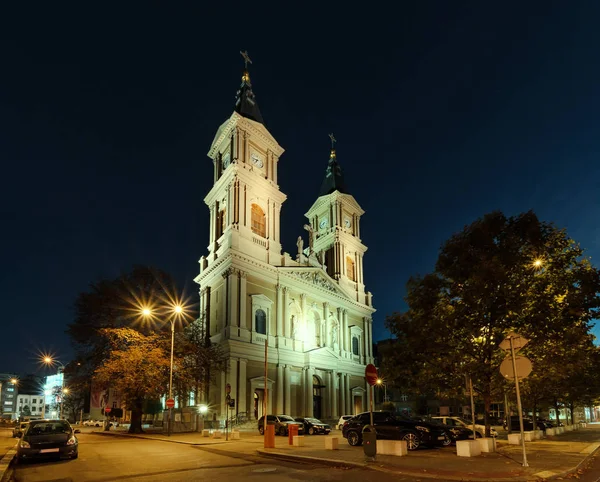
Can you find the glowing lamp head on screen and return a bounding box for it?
[43,356,52,364]
[199,404,208,414]
[62,388,70,394]
[141,308,152,316]
[376,379,383,385]
[10,378,17,384]
[533,259,543,268]
[174,305,183,314]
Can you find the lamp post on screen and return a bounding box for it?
[142,304,185,437]
[60,388,70,420]
[376,378,387,403]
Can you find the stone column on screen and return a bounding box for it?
[228,270,239,328]
[337,307,344,352]
[306,366,314,418]
[276,364,284,414]
[220,370,227,419]
[229,359,238,415]
[339,372,346,416]
[327,371,333,419]
[284,365,291,414]
[239,272,247,330]
[300,368,306,415]
[238,358,247,415]
[332,372,338,419]
[344,311,350,355]
[345,374,352,415]
[276,284,283,337]
[368,318,374,361]
[283,287,290,338]
[323,302,330,346]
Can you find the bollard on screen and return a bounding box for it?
[264,424,275,448]
[362,425,377,459]
[288,424,299,445]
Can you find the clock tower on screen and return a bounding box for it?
[204,55,286,265]
[305,139,368,303]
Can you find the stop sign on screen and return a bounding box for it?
[104,407,111,414]
[365,364,378,386]
[166,398,175,409]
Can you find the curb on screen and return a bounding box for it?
[0,442,18,482]
[255,443,600,482]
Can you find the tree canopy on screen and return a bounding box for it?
[385,211,600,432]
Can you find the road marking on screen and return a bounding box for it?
[252,467,277,473]
[534,470,557,478]
[581,443,600,454]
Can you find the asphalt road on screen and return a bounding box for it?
[8,433,438,482]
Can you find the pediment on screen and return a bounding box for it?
[281,267,347,298]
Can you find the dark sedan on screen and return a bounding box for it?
[16,419,79,462]
[294,417,331,435]
[342,411,447,450]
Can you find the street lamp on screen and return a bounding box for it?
[41,355,66,419]
[376,378,387,403]
[60,388,70,420]
[141,304,185,436]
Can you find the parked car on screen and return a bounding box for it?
[503,416,535,431]
[12,422,28,438]
[257,415,304,436]
[16,419,79,462]
[342,411,447,450]
[432,416,498,438]
[83,419,109,427]
[336,415,353,430]
[294,417,331,435]
[427,419,473,446]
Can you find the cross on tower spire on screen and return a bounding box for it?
[329,133,337,159]
[240,50,252,70]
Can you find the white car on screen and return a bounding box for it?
[432,416,498,438]
[83,420,103,427]
[336,415,353,430]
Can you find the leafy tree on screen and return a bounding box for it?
[62,360,90,423]
[21,405,31,417]
[173,318,228,405]
[385,211,600,436]
[94,328,171,433]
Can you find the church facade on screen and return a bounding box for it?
[194,59,375,423]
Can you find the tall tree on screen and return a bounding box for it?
[94,328,171,433]
[385,211,600,435]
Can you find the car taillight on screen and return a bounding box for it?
[343,421,349,427]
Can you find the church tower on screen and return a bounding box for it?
[204,51,286,266]
[305,136,369,304]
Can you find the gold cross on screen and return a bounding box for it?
[240,50,253,69]
[329,133,336,149]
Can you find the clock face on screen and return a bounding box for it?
[319,218,329,229]
[250,152,264,169]
[344,217,352,228]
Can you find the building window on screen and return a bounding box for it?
[346,256,355,281]
[32,399,36,404]
[352,336,359,355]
[251,204,266,237]
[31,407,36,412]
[217,208,227,237]
[255,309,267,335]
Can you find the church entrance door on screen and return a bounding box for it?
[313,375,323,419]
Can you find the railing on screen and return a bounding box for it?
[227,411,249,427]
[252,236,267,248]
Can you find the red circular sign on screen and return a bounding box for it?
[365,364,378,386]
[166,398,175,409]
[104,407,111,414]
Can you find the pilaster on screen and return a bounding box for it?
[276,364,284,413]
[284,365,291,414]
[238,358,247,415]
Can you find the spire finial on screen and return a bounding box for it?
[240,50,252,83]
[329,133,337,159]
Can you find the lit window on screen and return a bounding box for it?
[31,407,36,412]
[218,208,227,237]
[255,309,267,335]
[251,204,266,237]
[32,399,36,404]
[346,256,355,281]
[352,336,359,355]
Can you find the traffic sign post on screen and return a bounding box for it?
[500,332,530,467]
[104,407,111,414]
[364,364,378,460]
[166,398,175,409]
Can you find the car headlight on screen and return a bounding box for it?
[67,436,77,446]
[20,440,30,448]
[415,426,430,432]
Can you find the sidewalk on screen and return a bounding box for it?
[95,424,600,481]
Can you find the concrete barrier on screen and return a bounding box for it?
[523,431,535,442]
[324,437,339,450]
[212,430,222,439]
[508,433,521,445]
[293,435,304,447]
[477,437,496,453]
[557,427,565,434]
[457,440,481,457]
[231,430,240,440]
[377,440,407,456]
[546,428,556,436]
[202,429,210,437]
[534,430,544,440]
[565,425,574,431]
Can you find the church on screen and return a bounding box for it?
[194,53,376,424]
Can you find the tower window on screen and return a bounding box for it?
[251,204,266,237]
[346,256,356,281]
[255,309,267,334]
[217,208,226,237]
[352,336,359,356]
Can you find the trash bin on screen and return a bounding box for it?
[362,425,377,458]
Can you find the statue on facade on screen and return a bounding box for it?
[291,315,297,340]
[331,322,339,349]
[296,236,304,258]
[303,224,315,255]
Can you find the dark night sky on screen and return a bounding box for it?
[2,2,600,375]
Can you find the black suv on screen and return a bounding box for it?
[342,411,447,450]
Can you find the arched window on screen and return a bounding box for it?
[352,336,359,355]
[255,309,267,334]
[217,208,226,237]
[251,204,266,237]
[346,256,355,281]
